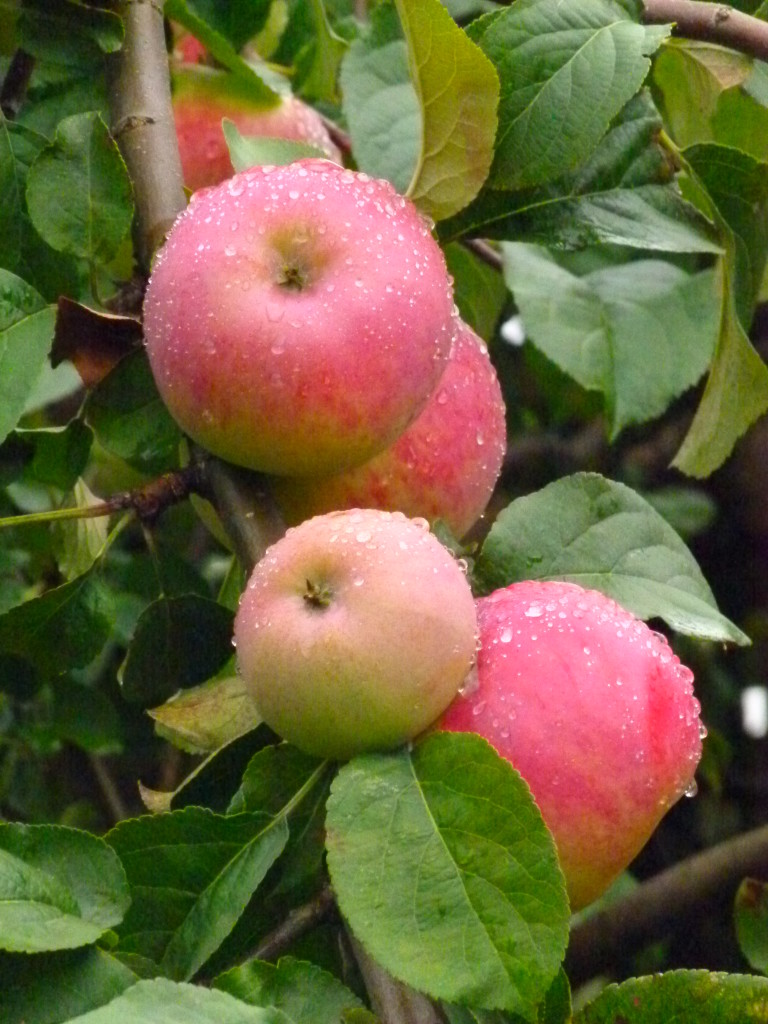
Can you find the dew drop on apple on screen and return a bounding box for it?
[472,700,486,717]
[684,778,698,798]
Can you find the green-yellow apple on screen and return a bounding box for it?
[273,318,507,538]
[143,159,456,477]
[172,64,341,191]
[234,508,478,759]
[437,580,703,909]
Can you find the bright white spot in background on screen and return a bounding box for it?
[741,686,768,738]
[500,314,526,346]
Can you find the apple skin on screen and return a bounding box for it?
[143,159,456,477]
[273,318,506,538]
[437,580,702,910]
[234,508,478,760]
[172,64,342,191]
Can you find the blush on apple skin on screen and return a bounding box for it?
[143,160,456,477]
[172,64,342,191]
[273,318,507,539]
[438,580,703,910]
[234,509,479,760]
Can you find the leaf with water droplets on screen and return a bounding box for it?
[326,732,568,1015]
[476,472,749,645]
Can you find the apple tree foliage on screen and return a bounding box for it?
[1,0,768,1021]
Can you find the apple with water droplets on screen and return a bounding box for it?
[172,64,342,192]
[437,580,703,909]
[234,508,478,760]
[143,159,456,477]
[273,318,507,538]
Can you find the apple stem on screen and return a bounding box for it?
[304,579,333,608]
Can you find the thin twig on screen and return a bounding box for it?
[251,884,337,962]
[566,823,768,984]
[642,0,768,61]
[346,933,447,1024]
[0,461,208,531]
[89,754,130,824]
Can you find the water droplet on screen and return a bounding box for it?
[684,778,698,798]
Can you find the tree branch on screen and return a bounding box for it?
[346,933,447,1024]
[251,884,337,962]
[642,0,768,61]
[106,0,186,271]
[566,823,768,983]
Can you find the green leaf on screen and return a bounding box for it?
[444,968,570,1023]
[107,807,289,980]
[672,146,768,477]
[502,244,718,437]
[735,878,768,975]
[222,120,327,173]
[574,970,768,1023]
[61,977,289,1023]
[294,0,348,104]
[84,350,183,474]
[440,91,720,253]
[685,143,768,323]
[166,0,272,51]
[0,563,116,677]
[0,117,48,277]
[215,956,364,1022]
[475,472,749,644]
[326,732,569,1016]
[340,6,420,194]
[119,595,235,706]
[51,678,123,755]
[0,947,137,1024]
[0,421,92,490]
[0,275,54,444]
[653,39,752,149]
[166,0,279,105]
[0,822,130,952]
[228,744,326,816]
[471,0,668,191]
[52,479,110,581]
[149,674,260,755]
[396,0,499,221]
[26,112,133,266]
[17,0,124,68]
[444,242,508,340]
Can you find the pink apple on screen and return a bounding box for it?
[438,580,703,909]
[172,64,342,191]
[143,160,456,477]
[273,318,507,538]
[234,509,478,759]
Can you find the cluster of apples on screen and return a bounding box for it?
[143,112,703,908]
[144,157,507,537]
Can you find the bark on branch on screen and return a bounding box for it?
[566,823,768,983]
[642,0,768,62]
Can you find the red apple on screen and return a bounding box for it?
[172,64,341,191]
[143,159,456,477]
[273,318,507,538]
[234,509,478,759]
[438,580,703,909]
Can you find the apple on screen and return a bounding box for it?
[437,580,703,909]
[143,159,456,477]
[273,318,507,538]
[172,64,341,192]
[234,508,478,760]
